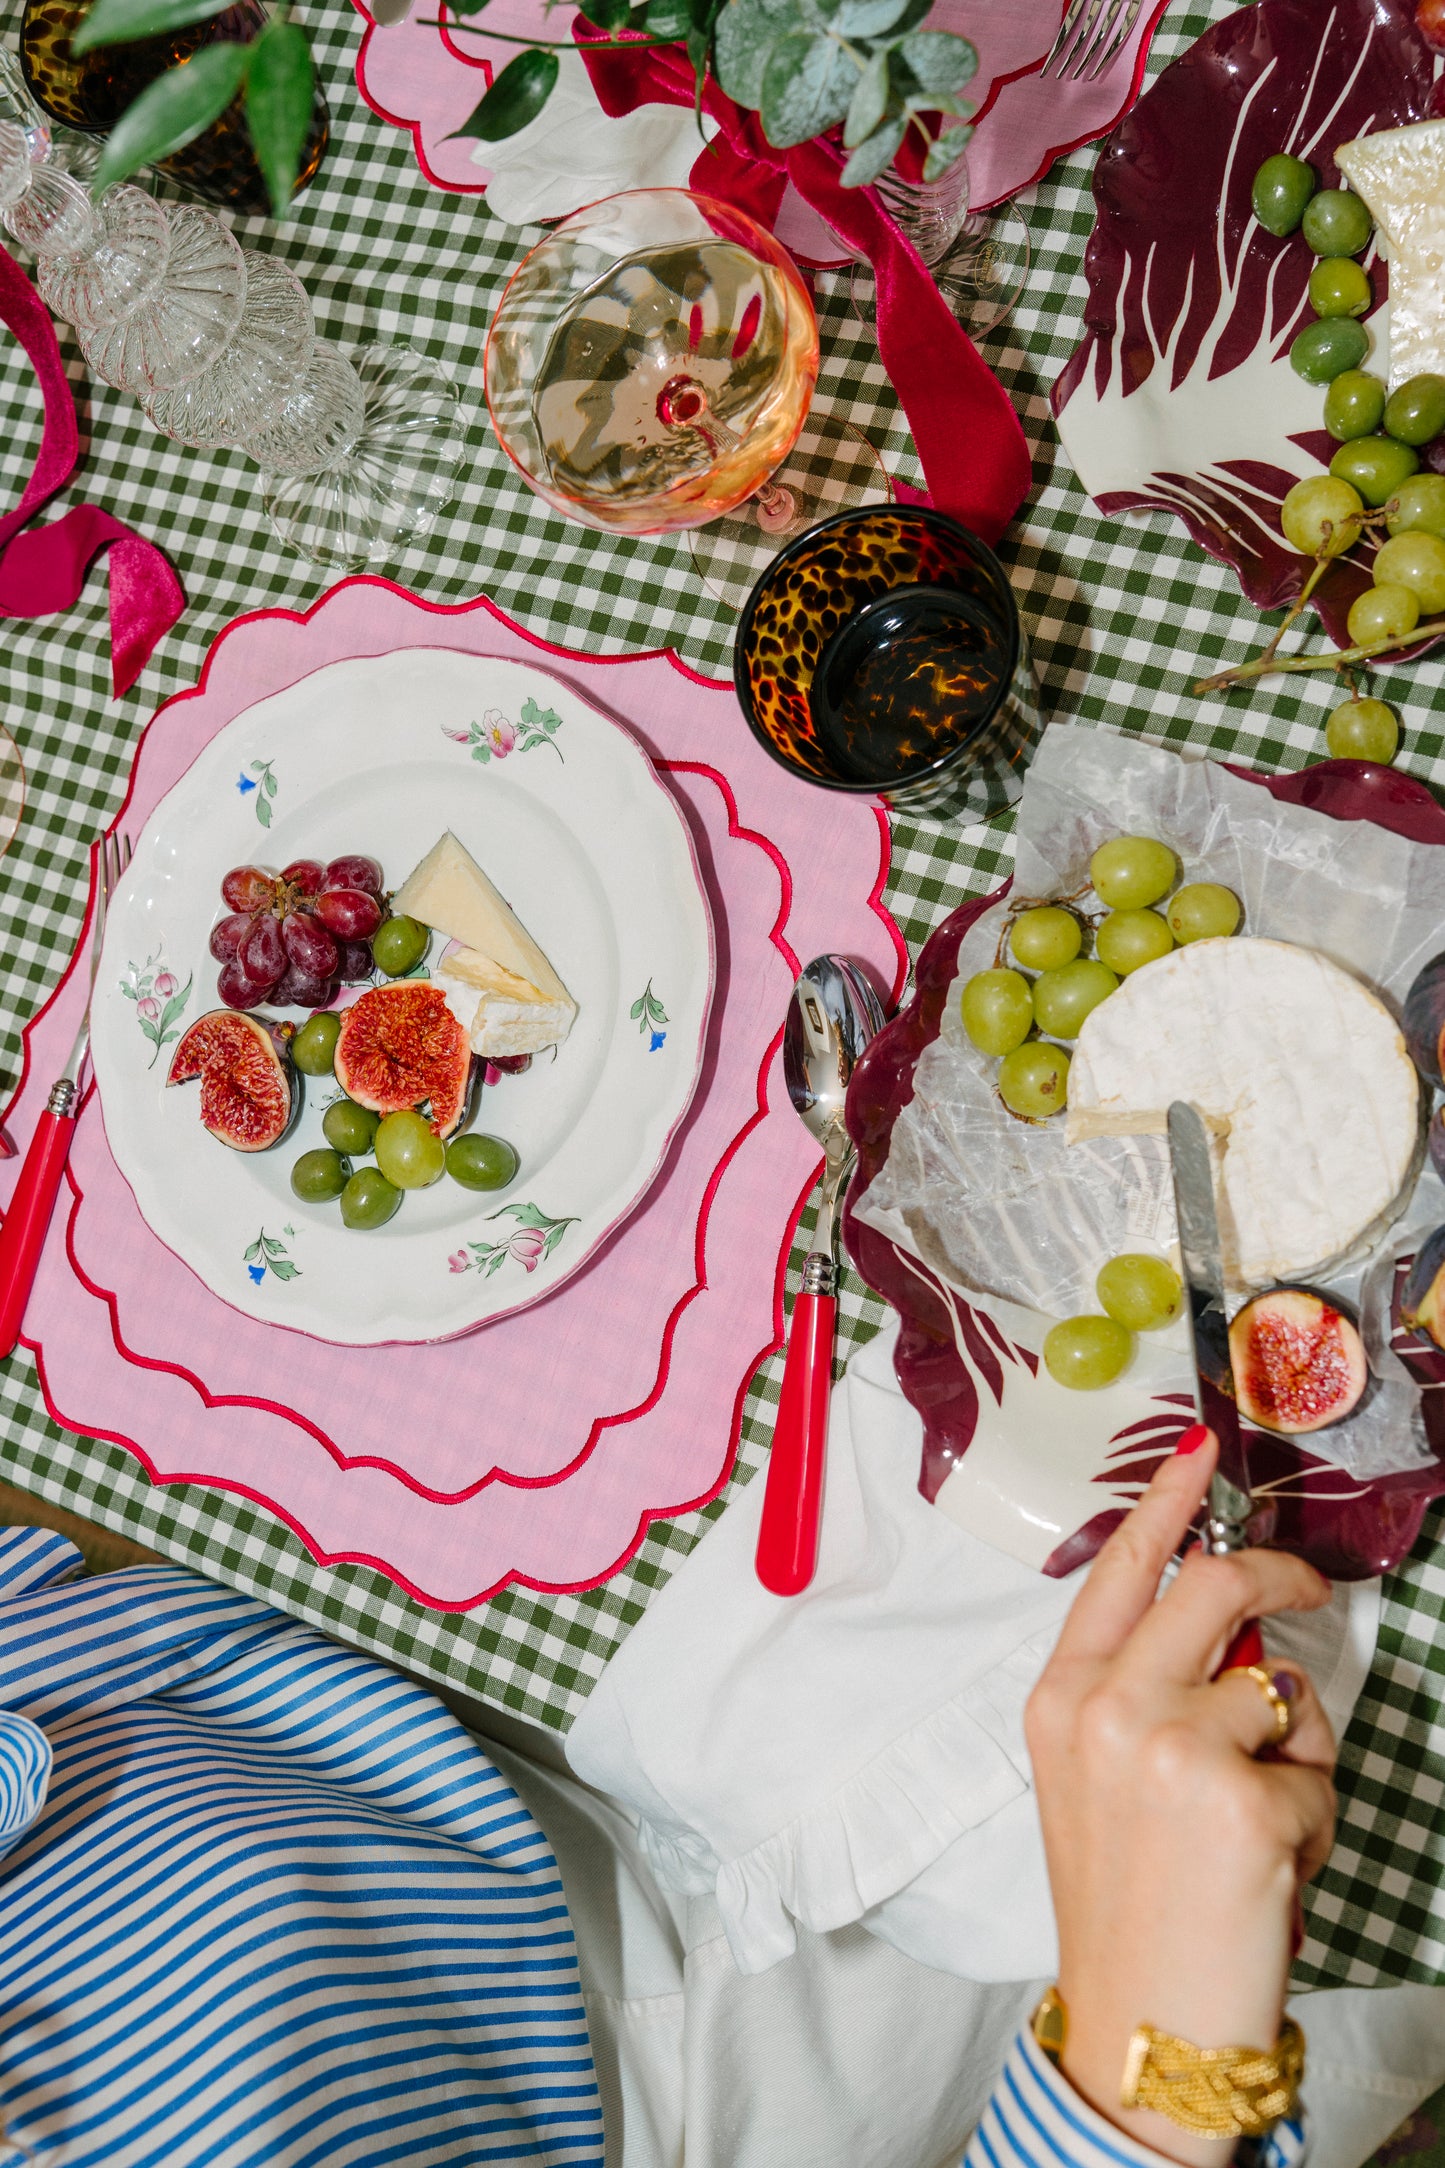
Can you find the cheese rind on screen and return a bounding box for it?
[393,831,577,1056]
[1065,938,1420,1287]
[1336,121,1445,389]
[437,946,577,1058]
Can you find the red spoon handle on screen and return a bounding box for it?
[756,1289,837,1597]
[0,1109,75,1360]
[1217,1619,1265,1675]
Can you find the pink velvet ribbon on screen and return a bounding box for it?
[0,241,184,696]
[576,31,1032,545]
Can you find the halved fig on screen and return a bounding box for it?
[1401,1227,1445,1350]
[167,1011,298,1153]
[1227,1287,1368,1436]
[333,980,471,1138]
[1403,953,1445,1089]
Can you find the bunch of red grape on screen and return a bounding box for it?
[211,856,386,1011]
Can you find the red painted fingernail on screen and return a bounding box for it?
[1175,1423,1209,1456]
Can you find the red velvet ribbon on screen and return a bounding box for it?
[575,32,1032,545]
[0,241,184,696]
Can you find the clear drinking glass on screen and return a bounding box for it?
[849,152,1031,342]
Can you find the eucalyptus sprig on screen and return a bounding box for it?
[73,0,976,215]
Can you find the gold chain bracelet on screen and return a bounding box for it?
[1031,1991,1305,2140]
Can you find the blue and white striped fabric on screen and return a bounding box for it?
[0,1528,603,2167]
[964,2023,1307,2168]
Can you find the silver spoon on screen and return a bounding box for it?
[756,955,886,1596]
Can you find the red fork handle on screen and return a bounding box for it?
[0,1108,76,1360]
[1217,1619,1265,1675]
[756,1289,837,1597]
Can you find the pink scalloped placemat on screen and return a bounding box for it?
[351,0,1174,219]
[0,580,905,1607]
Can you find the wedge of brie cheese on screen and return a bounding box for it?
[393,832,577,1059]
[1066,937,1420,1287]
[1336,120,1445,388]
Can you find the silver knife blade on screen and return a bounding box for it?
[1166,1100,1253,1553]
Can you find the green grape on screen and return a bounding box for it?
[1009,906,1082,972]
[1166,883,1241,944]
[1383,373,1445,447]
[290,1147,351,1203]
[1089,835,1177,909]
[1346,583,1421,647]
[1280,475,1364,555]
[1372,530,1445,613]
[1386,473,1445,541]
[1325,696,1398,762]
[1251,153,1316,236]
[323,1098,380,1155]
[373,1108,446,1189]
[1031,959,1119,1039]
[340,1167,402,1230]
[1096,1253,1183,1332]
[997,1042,1070,1120]
[1043,1314,1133,1391]
[960,968,1034,1056]
[371,914,429,977]
[1323,369,1386,443]
[446,1133,520,1192]
[1096,909,1174,976]
[1329,436,1420,508]
[1301,187,1373,257]
[1289,318,1369,384]
[292,1012,341,1077]
[1308,256,1372,318]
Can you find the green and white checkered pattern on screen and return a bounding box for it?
[1,0,1442,1988]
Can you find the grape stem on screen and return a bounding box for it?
[1196,616,1445,692]
[992,883,1095,968]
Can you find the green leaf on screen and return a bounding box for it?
[447,0,491,13]
[255,795,272,828]
[448,47,559,141]
[629,995,646,1020]
[579,0,632,26]
[643,0,692,37]
[840,108,904,185]
[844,47,888,147]
[243,1239,263,1262]
[244,18,313,216]
[71,0,233,52]
[921,118,970,182]
[267,1257,300,1280]
[714,0,804,109]
[262,768,277,796]
[94,39,251,193]
[760,31,856,148]
[120,982,138,1001]
[894,28,975,94]
[830,0,907,33]
[260,1235,283,1255]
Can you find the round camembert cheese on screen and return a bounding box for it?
[1065,938,1421,1287]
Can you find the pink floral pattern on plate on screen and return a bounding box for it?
[0,579,906,1607]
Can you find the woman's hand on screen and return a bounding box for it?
[1024,1427,1337,2168]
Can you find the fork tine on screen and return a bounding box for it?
[1041,0,1094,76]
[1070,0,1127,77]
[1087,0,1143,78]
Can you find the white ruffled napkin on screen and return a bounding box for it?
[473,52,718,228]
[566,1321,1380,1984]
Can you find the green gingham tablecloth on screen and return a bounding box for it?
[0,0,1441,1991]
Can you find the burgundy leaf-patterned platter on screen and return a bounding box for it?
[1051,0,1440,649]
[842,757,1445,1583]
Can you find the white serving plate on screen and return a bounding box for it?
[91,651,714,1346]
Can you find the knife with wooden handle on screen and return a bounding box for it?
[1167,1100,1264,1672]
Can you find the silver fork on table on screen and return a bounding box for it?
[1039,0,1147,80]
[0,830,131,1359]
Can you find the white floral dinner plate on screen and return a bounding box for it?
[91,651,714,1346]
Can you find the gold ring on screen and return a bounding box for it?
[1239,1663,1293,1745]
